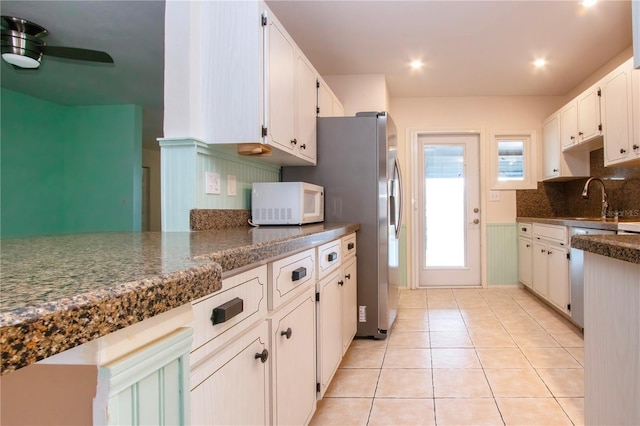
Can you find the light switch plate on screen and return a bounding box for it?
[489,190,500,201]
[205,172,220,194]
[227,174,237,196]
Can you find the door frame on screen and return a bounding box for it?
[408,129,488,289]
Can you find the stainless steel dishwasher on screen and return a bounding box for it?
[569,226,615,329]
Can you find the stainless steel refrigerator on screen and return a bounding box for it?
[282,111,403,339]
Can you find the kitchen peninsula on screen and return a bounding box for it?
[0,221,358,425]
[571,233,640,425]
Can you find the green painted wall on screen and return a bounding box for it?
[1,89,142,237]
[486,223,519,285]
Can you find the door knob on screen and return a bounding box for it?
[473,208,479,213]
[470,218,479,225]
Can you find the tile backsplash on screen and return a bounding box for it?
[517,149,640,219]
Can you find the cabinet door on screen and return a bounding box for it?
[603,59,634,166]
[518,237,533,289]
[560,102,578,150]
[296,55,318,164]
[342,258,358,354]
[271,290,316,426]
[317,270,343,398]
[532,242,548,297]
[577,86,601,142]
[190,322,269,426]
[542,114,560,180]
[317,81,334,117]
[267,18,295,152]
[547,246,570,315]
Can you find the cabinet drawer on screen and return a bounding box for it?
[533,223,568,245]
[269,248,315,310]
[191,265,267,365]
[518,223,532,238]
[342,233,357,260]
[317,239,341,279]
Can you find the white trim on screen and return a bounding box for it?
[489,129,537,190]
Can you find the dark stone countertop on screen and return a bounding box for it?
[516,216,634,231]
[571,234,640,264]
[0,223,358,374]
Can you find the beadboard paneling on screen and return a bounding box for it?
[486,223,519,285]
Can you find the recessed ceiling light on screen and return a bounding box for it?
[582,0,597,7]
[410,60,424,70]
[533,58,547,68]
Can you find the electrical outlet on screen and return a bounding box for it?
[227,174,237,196]
[205,172,220,195]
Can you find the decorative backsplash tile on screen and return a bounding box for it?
[517,149,640,218]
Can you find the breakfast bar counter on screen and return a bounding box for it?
[0,223,358,374]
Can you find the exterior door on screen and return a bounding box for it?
[417,133,481,287]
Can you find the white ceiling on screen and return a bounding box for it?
[0,1,633,147]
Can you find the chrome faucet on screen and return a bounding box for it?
[581,177,609,219]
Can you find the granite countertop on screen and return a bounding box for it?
[0,222,358,374]
[516,216,633,231]
[571,234,640,264]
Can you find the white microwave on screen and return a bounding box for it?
[251,182,324,225]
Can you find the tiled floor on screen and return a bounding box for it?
[310,286,584,426]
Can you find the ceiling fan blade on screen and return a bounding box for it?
[40,45,113,64]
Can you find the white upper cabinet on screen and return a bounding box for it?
[318,80,345,118]
[601,57,640,166]
[266,15,296,154]
[576,84,602,143]
[559,102,578,150]
[542,112,589,181]
[163,1,341,167]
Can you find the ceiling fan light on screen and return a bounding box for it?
[2,52,40,68]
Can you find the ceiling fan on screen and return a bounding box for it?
[1,16,114,69]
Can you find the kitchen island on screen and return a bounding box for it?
[571,234,640,425]
[0,222,358,374]
[1,222,358,425]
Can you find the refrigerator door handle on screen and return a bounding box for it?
[394,157,404,240]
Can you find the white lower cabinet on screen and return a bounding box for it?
[316,269,344,398]
[269,287,317,426]
[190,321,270,426]
[518,237,533,289]
[341,256,358,355]
[531,224,570,316]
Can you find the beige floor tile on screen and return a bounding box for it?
[348,337,388,350]
[430,331,473,348]
[456,298,490,308]
[496,397,572,426]
[509,329,560,348]
[375,368,433,398]
[368,398,436,426]
[464,318,504,332]
[391,318,429,332]
[484,368,552,397]
[533,314,575,330]
[432,369,492,397]
[398,298,428,308]
[469,329,516,347]
[500,317,544,332]
[388,331,430,348]
[475,347,531,369]
[520,347,582,368]
[324,368,380,397]
[382,348,431,369]
[547,328,584,347]
[396,308,430,321]
[428,309,463,320]
[427,289,454,298]
[565,346,584,366]
[429,317,468,331]
[431,348,481,369]
[536,368,584,397]
[340,347,386,368]
[557,398,584,426]
[427,299,459,309]
[460,308,498,321]
[434,398,503,425]
[309,397,372,426]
